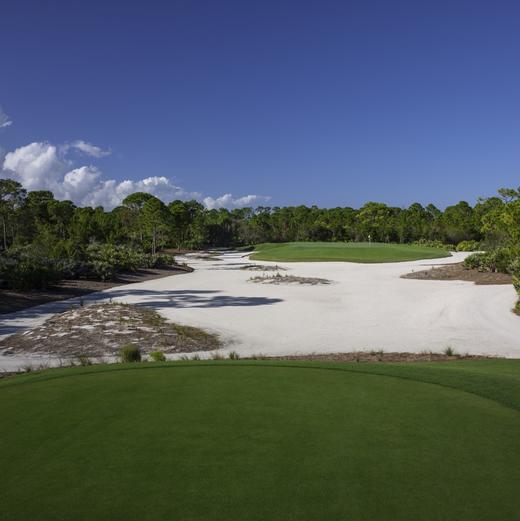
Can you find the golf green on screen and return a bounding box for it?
[250,242,451,262]
[1,361,519,520]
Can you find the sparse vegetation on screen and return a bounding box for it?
[0,303,221,357]
[149,351,166,362]
[118,344,142,363]
[249,273,331,285]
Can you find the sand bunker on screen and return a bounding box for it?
[1,250,520,368]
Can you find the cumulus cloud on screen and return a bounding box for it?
[203,193,271,210]
[1,140,269,210]
[0,106,12,128]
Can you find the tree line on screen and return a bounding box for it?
[1,178,519,289]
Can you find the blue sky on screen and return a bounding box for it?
[1,0,519,209]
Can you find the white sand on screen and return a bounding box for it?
[1,251,520,370]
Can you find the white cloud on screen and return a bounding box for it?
[66,140,111,158]
[3,142,69,191]
[203,193,271,210]
[0,106,12,128]
[1,140,269,210]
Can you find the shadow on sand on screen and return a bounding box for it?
[0,289,283,337]
[107,289,283,309]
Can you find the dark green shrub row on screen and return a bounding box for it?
[412,239,454,251]
[0,246,63,290]
[0,243,177,289]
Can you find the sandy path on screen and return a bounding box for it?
[1,251,519,369]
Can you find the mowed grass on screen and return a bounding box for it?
[250,241,451,262]
[1,360,519,521]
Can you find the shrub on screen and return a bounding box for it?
[228,351,240,360]
[456,240,480,252]
[0,246,63,290]
[149,350,166,362]
[443,346,456,356]
[463,248,514,274]
[412,239,454,251]
[118,344,142,363]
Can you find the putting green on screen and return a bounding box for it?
[1,361,519,521]
[250,241,451,262]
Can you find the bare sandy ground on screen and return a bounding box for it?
[1,251,519,369]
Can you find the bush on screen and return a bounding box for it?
[456,240,480,252]
[412,239,454,251]
[0,246,63,290]
[118,344,142,363]
[83,245,176,281]
[463,248,514,274]
[149,350,166,362]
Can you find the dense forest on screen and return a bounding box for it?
[1,179,519,291]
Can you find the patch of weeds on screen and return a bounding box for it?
[172,324,220,349]
[149,350,166,362]
[443,346,456,356]
[228,351,240,360]
[76,354,92,366]
[249,273,331,285]
[118,344,142,363]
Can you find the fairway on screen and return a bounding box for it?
[250,242,451,262]
[1,361,519,521]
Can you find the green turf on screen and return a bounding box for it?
[250,241,451,262]
[1,360,519,521]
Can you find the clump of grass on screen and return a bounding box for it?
[149,350,166,362]
[76,354,92,366]
[368,349,385,360]
[443,346,457,356]
[228,351,240,360]
[248,353,268,360]
[118,344,142,363]
[172,324,220,349]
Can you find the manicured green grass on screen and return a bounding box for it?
[1,360,519,520]
[250,241,451,262]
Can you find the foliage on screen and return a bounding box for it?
[463,248,514,273]
[456,240,480,252]
[0,245,63,290]
[412,239,453,251]
[149,350,166,362]
[118,344,142,363]
[4,179,520,290]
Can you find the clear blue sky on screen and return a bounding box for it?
[1,0,519,209]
